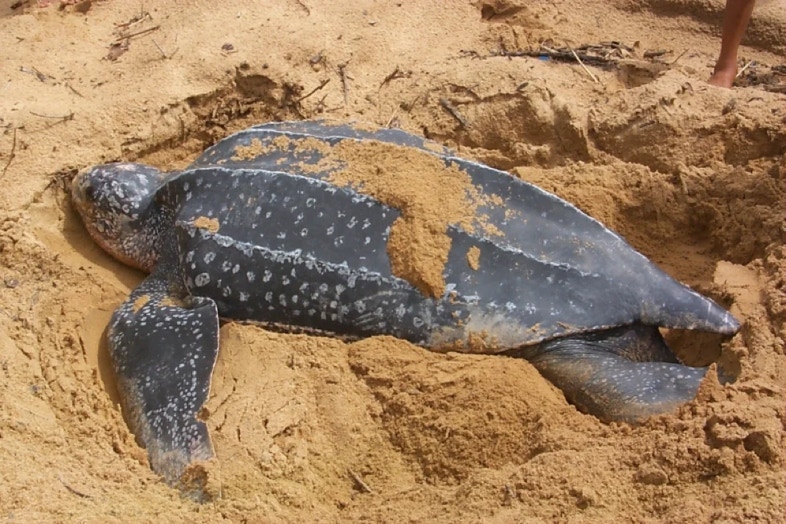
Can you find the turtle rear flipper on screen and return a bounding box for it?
[109,270,219,499]
[515,325,706,423]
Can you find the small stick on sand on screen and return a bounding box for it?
[151,38,178,59]
[439,97,469,128]
[57,475,92,499]
[30,111,74,121]
[338,62,350,105]
[296,78,331,103]
[668,49,688,65]
[150,38,167,59]
[567,44,599,83]
[347,468,374,494]
[735,60,753,78]
[643,49,668,59]
[385,105,400,128]
[404,91,423,115]
[115,8,151,30]
[65,83,84,98]
[379,65,408,89]
[293,0,310,14]
[19,66,54,83]
[114,24,160,44]
[151,38,167,58]
[2,127,17,179]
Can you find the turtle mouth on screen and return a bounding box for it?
[71,167,95,204]
[71,187,152,273]
[82,219,153,273]
[71,165,165,274]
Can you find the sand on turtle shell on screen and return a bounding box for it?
[0,0,784,522]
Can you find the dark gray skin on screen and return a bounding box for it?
[71,121,740,500]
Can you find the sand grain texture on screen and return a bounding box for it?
[0,0,784,522]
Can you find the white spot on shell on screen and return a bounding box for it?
[395,304,406,318]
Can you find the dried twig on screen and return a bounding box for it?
[151,38,178,59]
[2,128,17,179]
[151,38,167,58]
[114,9,151,30]
[405,92,423,114]
[497,46,607,67]
[567,44,599,83]
[65,83,84,97]
[32,66,53,82]
[30,111,74,121]
[736,60,754,79]
[439,97,469,128]
[114,24,160,43]
[389,90,424,127]
[379,66,409,89]
[489,40,671,73]
[643,49,668,59]
[296,78,331,103]
[337,62,350,105]
[385,106,400,128]
[668,49,688,65]
[57,475,91,499]
[19,66,54,83]
[293,0,310,14]
[347,468,374,494]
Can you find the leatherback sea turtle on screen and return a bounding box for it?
[72,121,739,493]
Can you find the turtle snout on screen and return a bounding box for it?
[70,168,92,205]
[71,163,164,272]
[72,163,163,219]
[71,168,101,225]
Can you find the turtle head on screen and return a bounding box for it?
[72,163,166,272]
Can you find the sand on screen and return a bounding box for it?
[0,0,784,522]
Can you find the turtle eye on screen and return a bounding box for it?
[84,185,96,202]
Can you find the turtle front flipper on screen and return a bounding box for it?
[108,270,219,499]
[511,325,707,423]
